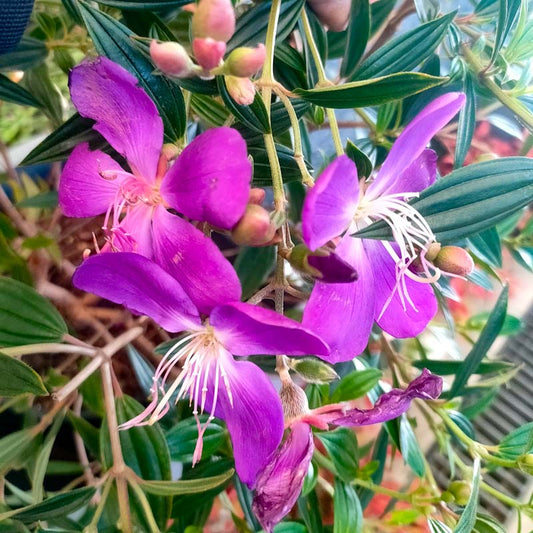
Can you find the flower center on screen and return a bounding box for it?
[119,328,234,465]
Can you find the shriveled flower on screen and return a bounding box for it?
[252,369,442,531]
[302,93,466,362]
[73,252,329,487]
[59,57,252,313]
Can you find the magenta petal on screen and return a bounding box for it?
[303,235,374,363]
[112,205,155,257]
[69,57,163,181]
[207,355,284,488]
[73,252,202,332]
[210,302,329,357]
[152,207,242,314]
[367,92,465,198]
[365,240,438,338]
[302,155,359,251]
[252,422,314,532]
[59,144,124,217]
[160,128,252,229]
[333,369,442,426]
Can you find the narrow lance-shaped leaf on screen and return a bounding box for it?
[139,469,234,496]
[0,74,42,107]
[491,0,521,63]
[96,0,190,9]
[333,480,363,533]
[455,72,476,168]
[454,457,481,533]
[340,0,370,79]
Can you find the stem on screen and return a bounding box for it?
[101,362,132,533]
[1,343,95,358]
[84,478,113,533]
[127,478,161,533]
[300,9,343,156]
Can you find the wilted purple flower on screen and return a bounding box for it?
[252,369,442,531]
[59,57,252,313]
[73,252,329,487]
[302,93,465,362]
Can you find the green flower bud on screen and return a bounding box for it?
[448,480,471,506]
[223,44,266,78]
[290,357,339,384]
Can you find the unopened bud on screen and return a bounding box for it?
[225,75,256,106]
[448,480,471,506]
[7,70,24,83]
[223,44,266,78]
[518,454,533,475]
[192,0,235,42]
[231,204,276,246]
[161,143,180,161]
[288,244,357,283]
[290,357,339,384]
[434,246,474,276]
[280,380,309,421]
[424,242,441,262]
[307,0,352,31]
[150,40,194,77]
[192,37,226,71]
[249,187,266,205]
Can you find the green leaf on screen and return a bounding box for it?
[298,490,323,533]
[96,0,190,8]
[0,352,47,397]
[454,458,481,533]
[234,245,276,300]
[0,74,41,108]
[191,94,230,127]
[469,228,502,268]
[79,1,186,141]
[399,416,425,477]
[227,0,305,52]
[448,285,508,398]
[491,0,521,62]
[465,311,521,336]
[67,413,100,458]
[21,113,104,166]
[0,38,48,72]
[217,77,270,134]
[454,72,476,168]
[497,422,533,459]
[0,487,96,524]
[166,416,227,463]
[0,429,38,474]
[23,64,63,127]
[412,359,514,375]
[249,143,308,186]
[370,0,396,35]
[333,480,362,533]
[340,0,370,78]
[16,192,58,209]
[352,12,455,80]
[345,139,373,178]
[355,158,533,243]
[139,469,234,496]
[330,368,382,403]
[274,523,307,533]
[0,277,67,347]
[473,513,508,533]
[295,72,446,108]
[317,428,358,482]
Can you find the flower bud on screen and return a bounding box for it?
[280,381,309,420]
[287,244,358,283]
[249,187,266,205]
[150,40,194,77]
[192,0,235,42]
[192,37,226,71]
[433,246,474,276]
[225,75,256,105]
[223,44,266,77]
[517,454,533,475]
[231,204,276,246]
[307,0,351,31]
[290,357,339,384]
[448,480,471,506]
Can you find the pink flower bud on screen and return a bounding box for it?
[434,246,475,276]
[231,204,277,246]
[307,0,352,31]
[192,0,235,42]
[249,187,266,205]
[225,75,256,105]
[149,40,194,77]
[192,37,226,71]
[224,44,266,78]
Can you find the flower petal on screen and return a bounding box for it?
[303,235,374,363]
[210,301,329,357]
[206,355,284,488]
[252,422,314,532]
[152,207,242,314]
[367,92,465,199]
[73,252,202,332]
[160,127,252,229]
[69,57,163,181]
[111,204,155,257]
[365,240,438,338]
[59,144,125,217]
[302,155,359,251]
[333,369,442,426]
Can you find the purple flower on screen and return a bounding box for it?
[301,93,465,362]
[252,369,442,531]
[73,252,329,487]
[59,57,252,313]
